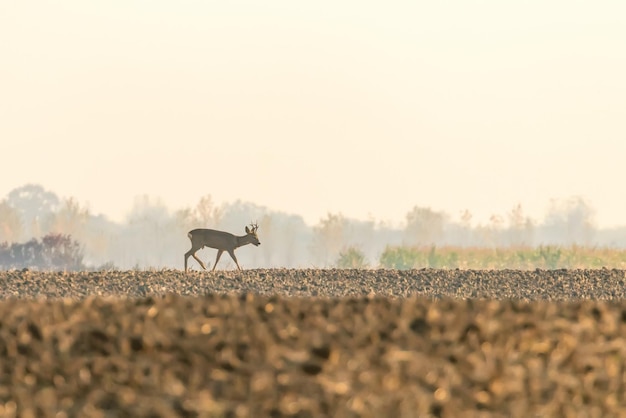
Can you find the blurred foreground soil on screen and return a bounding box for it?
[1,269,626,417]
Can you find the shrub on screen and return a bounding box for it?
[379,246,460,269]
[0,233,84,271]
[379,246,420,269]
[336,247,368,269]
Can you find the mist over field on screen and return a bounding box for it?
[1,184,626,270]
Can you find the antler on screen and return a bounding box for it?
[250,221,259,232]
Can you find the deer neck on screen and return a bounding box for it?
[236,234,253,248]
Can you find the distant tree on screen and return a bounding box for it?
[257,212,310,268]
[543,197,596,246]
[404,206,447,246]
[218,200,268,232]
[194,195,223,227]
[255,214,274,266]
[279,215,304,267]
[174,207,192,225]
[79,214,120,268]
[335,217,380,267]
[460,209,473,227]
[6,184,60,238]
[0,200,22,243]
[505,203,534,247]
[47,197,90,239]
[311,212,346,267]
[457,209,474,246]
[475,214,506,248]
[121,195,178,268]
[127,195,171,225]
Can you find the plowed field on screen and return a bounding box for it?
[1,269,625,417]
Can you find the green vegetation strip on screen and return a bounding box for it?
[374,245,626,270]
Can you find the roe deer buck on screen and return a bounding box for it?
[184,222,260,272]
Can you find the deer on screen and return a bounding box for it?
[184,222,260,273]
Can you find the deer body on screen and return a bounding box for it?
[184,224,260,272]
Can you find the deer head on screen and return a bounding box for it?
[245,221,260,246]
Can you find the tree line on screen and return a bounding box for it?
[0,184,624,271]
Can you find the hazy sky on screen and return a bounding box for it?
[2,1,625,228]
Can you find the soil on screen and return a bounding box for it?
[1,269,626,417]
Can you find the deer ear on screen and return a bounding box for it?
[245,226,250,233]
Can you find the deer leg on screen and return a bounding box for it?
[228,250,242,271]
[192,252,207,270]
[185,250,195,272]
[186,246,206,272]
[212,250,224,271]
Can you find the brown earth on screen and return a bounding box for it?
[1,269,626,417]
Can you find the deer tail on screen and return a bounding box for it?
[187,232,193,240]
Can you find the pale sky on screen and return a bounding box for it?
[1,1,625,228]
